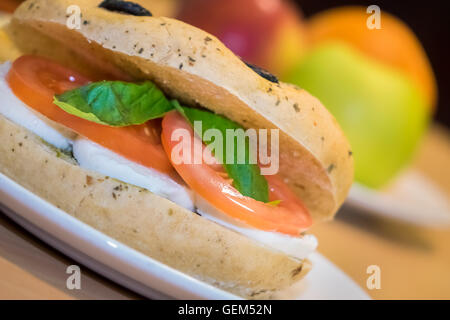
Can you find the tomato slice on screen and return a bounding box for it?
[161,111,312,235]
[7,55,174,175]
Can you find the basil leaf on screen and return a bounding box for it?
[53,80,269,202]
[173,102,269,203]
[54,81,173,127]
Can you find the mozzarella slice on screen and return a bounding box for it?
[72,137,195,211]
[195,195,317,260]
[0,62,73,150]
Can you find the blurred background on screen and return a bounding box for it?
[0,0,449,299]
[298,0,449,129]
[177,0,450,127]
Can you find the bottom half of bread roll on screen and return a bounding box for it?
[0,114,311,299]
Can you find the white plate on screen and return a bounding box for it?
[0,172,370,300]
[347,169,450,227]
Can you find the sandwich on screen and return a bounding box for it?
[0,0,353,299]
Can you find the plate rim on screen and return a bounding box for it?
[0,172,370,300]
[0,172,240,300]
[347,179,450,227]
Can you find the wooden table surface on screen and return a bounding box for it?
[1,125,449,300]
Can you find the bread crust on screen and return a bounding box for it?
[10,0,354,221]
[0,114,310,299]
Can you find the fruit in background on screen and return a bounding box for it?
[286,42,430,189]
[0,14,22,63]
[0,26,22,63]
[285,7,436,189]
[307,6,437,109]
[0,0,23,13]
[176,0,307,77]
[136,0,179,17]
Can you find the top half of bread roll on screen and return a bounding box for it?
[7,0,354,222]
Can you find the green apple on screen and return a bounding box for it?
[284,42,430,188]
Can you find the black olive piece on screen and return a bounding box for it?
[98,0,152,17]
[244,61,279,84]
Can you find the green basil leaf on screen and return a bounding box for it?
[172,101,269,203]
[53,80,269,202]
[54,81,173,127]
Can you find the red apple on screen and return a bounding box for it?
[176,0,307,77]
[0,0,23,13]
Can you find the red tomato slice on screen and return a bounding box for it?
[161,111,312,235]
[7,55,174,175]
